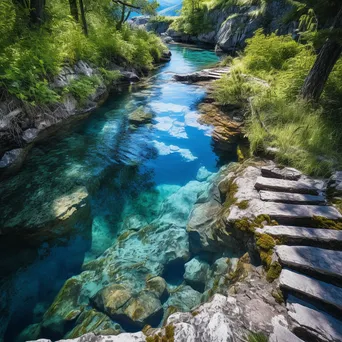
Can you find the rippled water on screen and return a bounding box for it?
[0,45,237,341]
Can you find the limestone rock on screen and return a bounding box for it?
[287,296,342,342]
[41,278,84,338]
[261,165,302,180]
[184,257,210,292]
[128,107,153,125]
[123,215,148,231]
[91,284,133,317]
[146,276,168,299]
[122,291,163,328]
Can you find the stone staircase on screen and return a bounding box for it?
[254,166,342,342]
[173,67,231,82]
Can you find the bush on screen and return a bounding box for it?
[213,30,342,175]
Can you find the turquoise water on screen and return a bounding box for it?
[0,45,237,341]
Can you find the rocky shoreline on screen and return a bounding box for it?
[0,52,171,179]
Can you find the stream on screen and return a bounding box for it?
[0,45,238,342]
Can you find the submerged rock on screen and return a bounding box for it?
[166,285,202,312]
[184,257,210,292]
[91,284,133,318]
[128,107,153,125]
[146,276,168,300]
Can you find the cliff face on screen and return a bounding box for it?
[164,0,297,52]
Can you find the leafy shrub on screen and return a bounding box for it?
[64,76,101,105]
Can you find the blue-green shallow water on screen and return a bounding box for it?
[0,45,237,341]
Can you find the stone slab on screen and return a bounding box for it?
[257,226,342,248]
[269,323,304,342]
[261,165,302,180]
[279,269,342,312]
[259,190,325,204]
[276,246,342,281]
[287,296,342,342]
[255,176,324,195]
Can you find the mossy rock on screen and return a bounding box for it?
[65,309,121,339]
[256,234,275,250]
[42,278,84,338]
[91,284,133,317]
[266,261,282,283]
[311,216,342,230]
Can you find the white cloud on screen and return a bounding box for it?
[152,140,197,162]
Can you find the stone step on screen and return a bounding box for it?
[261,165,302,181]
[269,323,305,342]
[254,202,342,225]
[259,190,326,204]
[279,269,342,314]
[276,246,342,282]
[287,295,342,342]
[256,225,342,249]
[255,176,325,195]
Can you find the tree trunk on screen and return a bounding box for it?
[79,0,88,35]
[117,4,126,30]
[301,41,342,101]
[301,7,342,102]
[69,0,79,22]
[30,0,46,24]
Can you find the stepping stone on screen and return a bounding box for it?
[254,202,342,224]
[259,190,325,204]
[256,226,342,249]
[279,269,342,313]
[276,246,342,282]
[261,165,302,180]
[255,177,324,195]
[269,322,304,342]
[287,296,342,342]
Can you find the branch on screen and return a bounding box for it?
[112,0,141,10]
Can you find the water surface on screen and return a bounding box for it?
[0,45,237,341]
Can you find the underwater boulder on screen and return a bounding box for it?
[41,278,84,339]
[91,284,133,318]
[128,107,153,126]
[122,214,148,231]
[120,290,163,328]
[15,323,41,342]
[166,285,202,312]
[65,309,121,338]
[146,276,168,300]
[184,257,210,293]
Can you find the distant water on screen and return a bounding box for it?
[0,45,237,341]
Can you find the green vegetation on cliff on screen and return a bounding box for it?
[214,1,342,176]
[0,0,165,105]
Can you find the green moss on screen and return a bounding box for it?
[145,324,175,342]
[247,332,268,342]
[271,288,284,304]
[237,200,249,210]
[256,234,276,250]
[234,215,277,234]
[223,180,238,208]
[311,216,342,230]
[266,261,282,282]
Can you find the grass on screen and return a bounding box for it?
[213,29,342,176]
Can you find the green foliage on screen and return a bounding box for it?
[0,0,165,106]
[213,30,342,175]
[247,332,268,342]
[64,76,101,105]
[150,16,176,24]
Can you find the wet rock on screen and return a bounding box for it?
[121,290,163,328]
[184,257,210,292]
[196,166,213,182]
[65,309,121,338]
[91,284,133,317]
[146,276,168,299]
[0,185,90,237]
[120,71,140,83]
[15,323,41,342]
[22,128,39,144]
[0,148,28,175]
[166,285,202,312]
[128,107,153,125]
[123,215,148,231]
[41,278,84,339]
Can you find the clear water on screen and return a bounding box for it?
[0,45,237,341]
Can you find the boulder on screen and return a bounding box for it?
[166,285,202,312]
[184,257,210,292]
[120,71,140,83]
[22,128,39,144]
[122,214,148,231]
[0,148,27,176]
[91,284,133,317]
[41,278,84,338]
[146,276,168,299]
[121,290,163,328]
[128,107,153,125]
